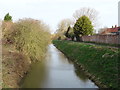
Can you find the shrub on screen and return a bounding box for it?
[3,18,51,62]
[4,13,12,21]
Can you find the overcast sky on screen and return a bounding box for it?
[0,0,119,33]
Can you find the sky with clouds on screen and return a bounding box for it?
[0,0,119,33]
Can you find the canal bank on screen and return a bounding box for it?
[21,44,98,88]
[2,19,51,88]
[53,40,119,89]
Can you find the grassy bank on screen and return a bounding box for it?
[53,40,119,89]
[83,41,120,48]
[2,19,51,88]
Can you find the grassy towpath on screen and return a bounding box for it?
[53,40,119,89]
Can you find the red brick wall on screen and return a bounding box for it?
[82,35,120,44]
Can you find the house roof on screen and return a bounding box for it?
[101,27,120,34]
[107,27,118,32]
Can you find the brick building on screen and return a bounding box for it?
[100,25,120,35]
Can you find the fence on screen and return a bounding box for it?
[82,34,120,44]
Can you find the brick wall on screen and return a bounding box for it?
[82,34,120,44]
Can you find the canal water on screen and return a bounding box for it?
[21,44,98,88]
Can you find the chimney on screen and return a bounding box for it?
[112,26,113,28]
[115,25,117,28]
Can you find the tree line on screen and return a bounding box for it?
[54,7,98,41]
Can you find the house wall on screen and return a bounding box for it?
[82,35,120,44]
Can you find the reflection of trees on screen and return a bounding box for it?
[74,64,88,82]
[22,58,47,88]
[67,59,74,64]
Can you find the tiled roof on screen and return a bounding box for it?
[101,27,119,34]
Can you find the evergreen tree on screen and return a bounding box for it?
[4,13,12,21]
[73,15,94,41]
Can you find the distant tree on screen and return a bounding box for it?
[65,26,75,41]
[73,7,98,27]
[69,28,75,41]
[4,13,12,21]
[73,15,94,41]
[57,19,73,32]
[65,26,71,38]
[98,27,108,34]
[56,18,74,38]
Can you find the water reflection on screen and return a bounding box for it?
[22,44,98,88]
[74,65,88,81]
[21,60,47,88]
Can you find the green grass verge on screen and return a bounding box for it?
[83,41,120,47]
[53,40,119,89]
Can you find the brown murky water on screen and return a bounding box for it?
[21,44,98,88]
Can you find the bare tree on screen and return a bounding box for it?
[73,7,99,27]
[57,18,73,32]
[98,27,108,34]
[56,18,74,38]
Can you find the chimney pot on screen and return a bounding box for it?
[115,25,117,28]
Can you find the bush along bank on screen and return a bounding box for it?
[53,40,119,89]
[2,19,51,88]
[2,45,31,88]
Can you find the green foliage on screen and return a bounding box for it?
[53,40,119,89]
[3,18,51,62]
[73,15,94,36]
[4,13,12,21]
